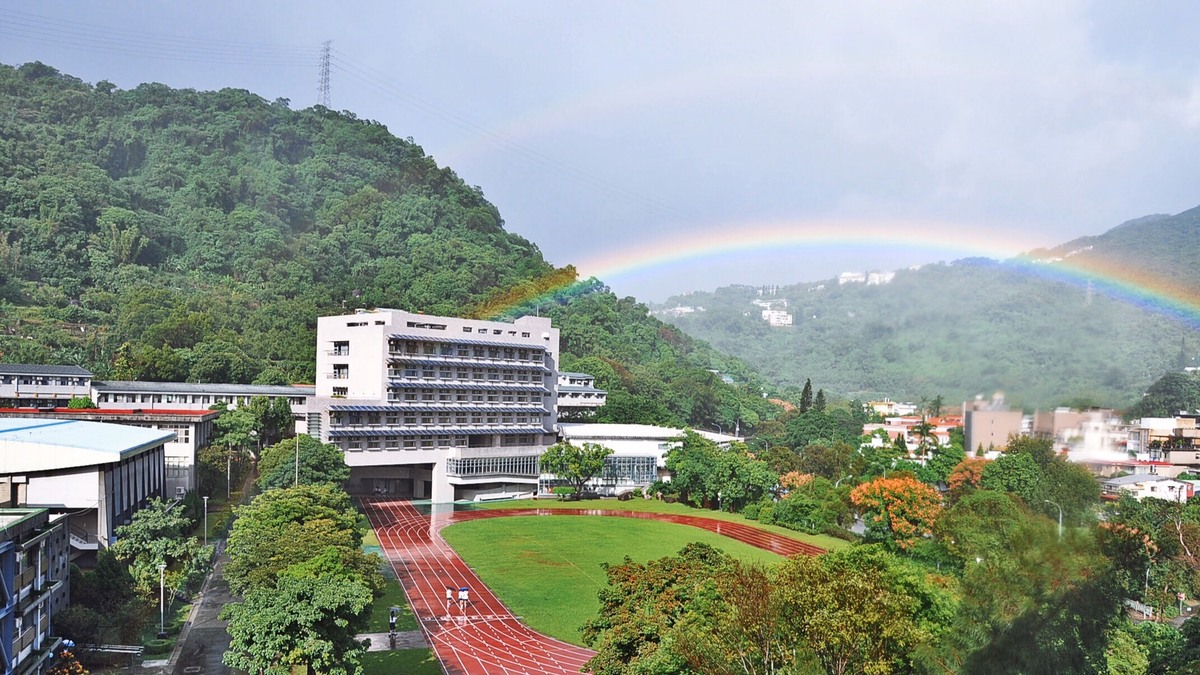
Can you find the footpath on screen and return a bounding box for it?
[127,540,427,675]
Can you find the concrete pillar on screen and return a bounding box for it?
[430,461,453,504]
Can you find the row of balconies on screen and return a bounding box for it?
[387,350,545,366]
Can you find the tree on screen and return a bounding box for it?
[799,379,813,413]
[1128,371,1200,420]
[66,396,95,408]
[797,440,861,485]
[663,431,776,510]
[946,457,988,500]
[224,484,376,595]
[210,402,262,461]
[813,388,827,413]
[582,543,733,675]
[935,489,1026,566]
[109,498,213,603]
[769,551,931,675]
[926,394,945,418]
[257,435,350,491]
[538,441,613,495]
[222,573,372,675]
[980,451,1042,504]
[850,475,943,550]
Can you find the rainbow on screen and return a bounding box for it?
[474,217,1200,327]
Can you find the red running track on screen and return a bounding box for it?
[361,500,825,675]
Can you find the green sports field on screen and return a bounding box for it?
[473,497,850,551]
[442,515,790,645]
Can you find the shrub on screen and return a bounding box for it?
[742,502,761,520]
[630,488,644,499]
[662,494,679,504]
[142,638,173,656]
[551,486,577,501]
[758,504,775,525]
[821,526,860,542]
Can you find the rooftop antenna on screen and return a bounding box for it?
[318,40,332,107]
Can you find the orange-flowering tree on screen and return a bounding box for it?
[946,458,989,501]
[779,471,814,494]
[850,476,943,549]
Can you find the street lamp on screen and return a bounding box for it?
[202,495,209,546]
[1044,499,1063,541]
[157,562,168,638]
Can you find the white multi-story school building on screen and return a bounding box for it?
[309,309,560,503]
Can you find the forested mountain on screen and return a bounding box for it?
[657,209,1200,410]
[0,61,778,432]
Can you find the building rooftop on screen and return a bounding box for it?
[92,380,314,396]
[0,407,220,421]
[1102,474,1176,487]
[0,363,92,376]
[0,417,175,473]
[0,508,48,538]
[560,423,740,443]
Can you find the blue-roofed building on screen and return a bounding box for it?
[0,418,173,553]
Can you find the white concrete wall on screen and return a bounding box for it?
[26,469,99,508]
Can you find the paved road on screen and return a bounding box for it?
[170,546,235,675]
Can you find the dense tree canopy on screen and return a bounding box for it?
[0,62,780,434]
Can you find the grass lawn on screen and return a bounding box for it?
[473,497,851,552]
[364,573,419,633]
[361,648,441,675]
[442,516,787,645]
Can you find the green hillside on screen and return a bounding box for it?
[0,61,778,432]
[658,212,1200,410]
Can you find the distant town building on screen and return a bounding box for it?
[653,306,704,318]
[963,394,1024,453]
[862,415,962,455]
[760,309,793,327]
[867,399,919,417]
[1101,474,1192,502]
[837,271,896,286]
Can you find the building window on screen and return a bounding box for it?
[332,341,350,356]
[333,387,348,397]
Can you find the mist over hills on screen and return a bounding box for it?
[656,207,1200,410]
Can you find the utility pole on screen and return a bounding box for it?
[318,40,332,107]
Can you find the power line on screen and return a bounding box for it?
[0,8,313,67]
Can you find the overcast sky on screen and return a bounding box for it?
[3,2,1198,301]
